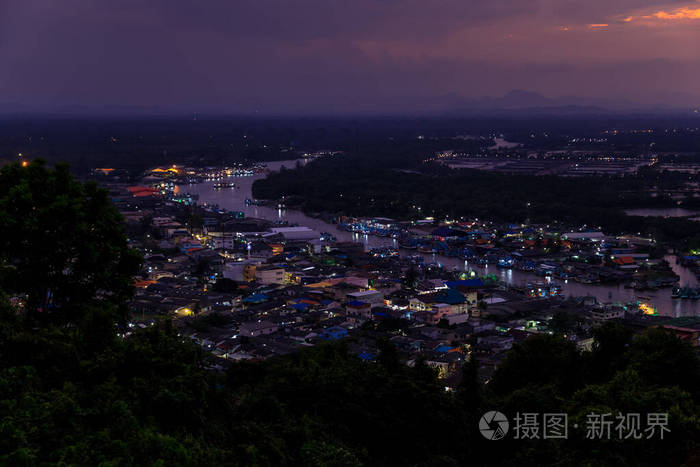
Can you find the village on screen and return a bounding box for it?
[85,163,700,389]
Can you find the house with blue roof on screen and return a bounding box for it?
[445,279,484,289]
[243,293,269,304]
[346,300,372,323]
[289,303,309,311]
[319,326,348,340]
[371,309,390,320]
[357,351,376,361]
[410,287,471,324]
[444,280,483,309]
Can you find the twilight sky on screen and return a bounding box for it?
[1,0,699,113]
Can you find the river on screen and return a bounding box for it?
[624,207,700,218]
[179,160,700,317]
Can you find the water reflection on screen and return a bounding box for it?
[624,208,699,217]
[179,160,699,317]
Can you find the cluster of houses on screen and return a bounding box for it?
[340,217,679,289]
[99,176,699,388]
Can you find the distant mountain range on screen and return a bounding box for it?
[1,90,699,116]
[436,90,700,115]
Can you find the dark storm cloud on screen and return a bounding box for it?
[0,0,698,113]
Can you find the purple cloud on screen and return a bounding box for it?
[1,0,698,113]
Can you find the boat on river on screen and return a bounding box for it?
[671,285,700,299]
[320,232,337,242]
[512,281,562,298]
[213,182,236,189]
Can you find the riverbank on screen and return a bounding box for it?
[179,160,700,317]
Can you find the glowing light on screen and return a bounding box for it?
[639,302,657,316]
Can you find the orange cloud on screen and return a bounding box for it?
[588,23,609,28]
[625,4,700,23]
[653,7,700,19]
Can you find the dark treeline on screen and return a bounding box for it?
[0,118,305,175]
[3,316,700,466]
[2,115,699,174]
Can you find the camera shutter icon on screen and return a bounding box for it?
[479,411,509,440]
